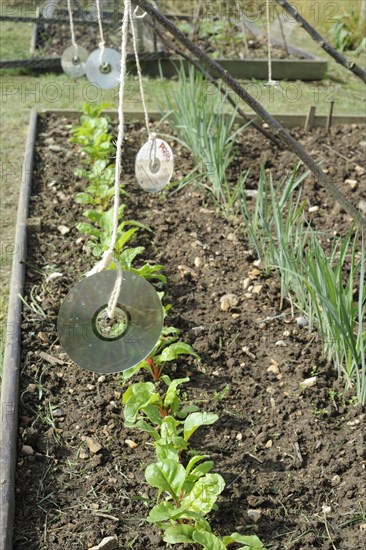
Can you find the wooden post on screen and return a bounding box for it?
[326,100,334,133]
[304,105,316,131]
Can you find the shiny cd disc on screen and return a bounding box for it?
[86,48,121,89]
[61,45,89,77]
[57,270,163,374]
[135,138,174,193]
[41,0,61,19]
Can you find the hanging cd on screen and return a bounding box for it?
[41,0,61,19]
[57,270,163,374]
[135,138,174,193]
[86,48,121,89]
[61,45,89,78]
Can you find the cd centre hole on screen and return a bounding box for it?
[95,306,128,339]
[149,157,161,174]
[72,56,80,65]
[100,62,112,74]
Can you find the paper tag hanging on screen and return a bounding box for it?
[86,48,121,89]
[135,138,174,193]
[57,270,163,374]
[61,45,89,77]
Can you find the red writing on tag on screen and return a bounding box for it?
[159,142,171,161]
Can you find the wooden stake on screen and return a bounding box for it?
[304,105,316,131]
[326,100,335,133]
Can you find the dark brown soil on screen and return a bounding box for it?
[14,114,366,550]
[36,22,119,57]
[171,19,306,60]
[35,18,305,60]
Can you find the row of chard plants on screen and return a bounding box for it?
[70,102,267,550]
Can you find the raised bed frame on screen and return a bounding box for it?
[29,9,328,80]
[1,108,365,550]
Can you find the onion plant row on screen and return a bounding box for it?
[240,172,365,405]
[70,103,267,549]
[165,69,365,405]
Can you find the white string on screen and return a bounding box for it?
[95,0,106,65]
[129,4,151,140]
[265,0,277,86]
[86,0,131,319]
[67,0,77,48]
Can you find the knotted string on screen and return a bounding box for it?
[95,0,106,65]
[86,0,131,319]
[67,0,77,48]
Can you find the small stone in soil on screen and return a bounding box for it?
[57,190,68,201]
[252,284,263,294]
[345,178,358,190]
[243,277,251,290]
[57,225,70,235]
[331,475,341,486]
[301,376,317,388]
[220,293,239,311]
[48,144,62,153]
[247,509,262,523]
[296,316,309,328]
[267,364,280,375]
[125,439,138,449]
[191,325,205,334]
[253,259,265,268]
[357,199,366,214]
[47,272,63,280]
[21,445,34,456]
[308,206,319,213]
[275,340,287,347]
[89,536,118,550]
[178,264,197,278]
[84,437,102,454]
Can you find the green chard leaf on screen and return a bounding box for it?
[163,525,195,544]
[180,473,225,515]
[145,460,186,501]
[183,412,219,441]
[75,222,100,238]
[222,533,267,550]
[75,192,92,204]
[115,227,139,252]
[147,501,178,523]
[122,382,161,424]
[163,377,190,408]
[157,342,200,363]
[188,461,214,480]
[185,455,211,476]
[193,530,226,549]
